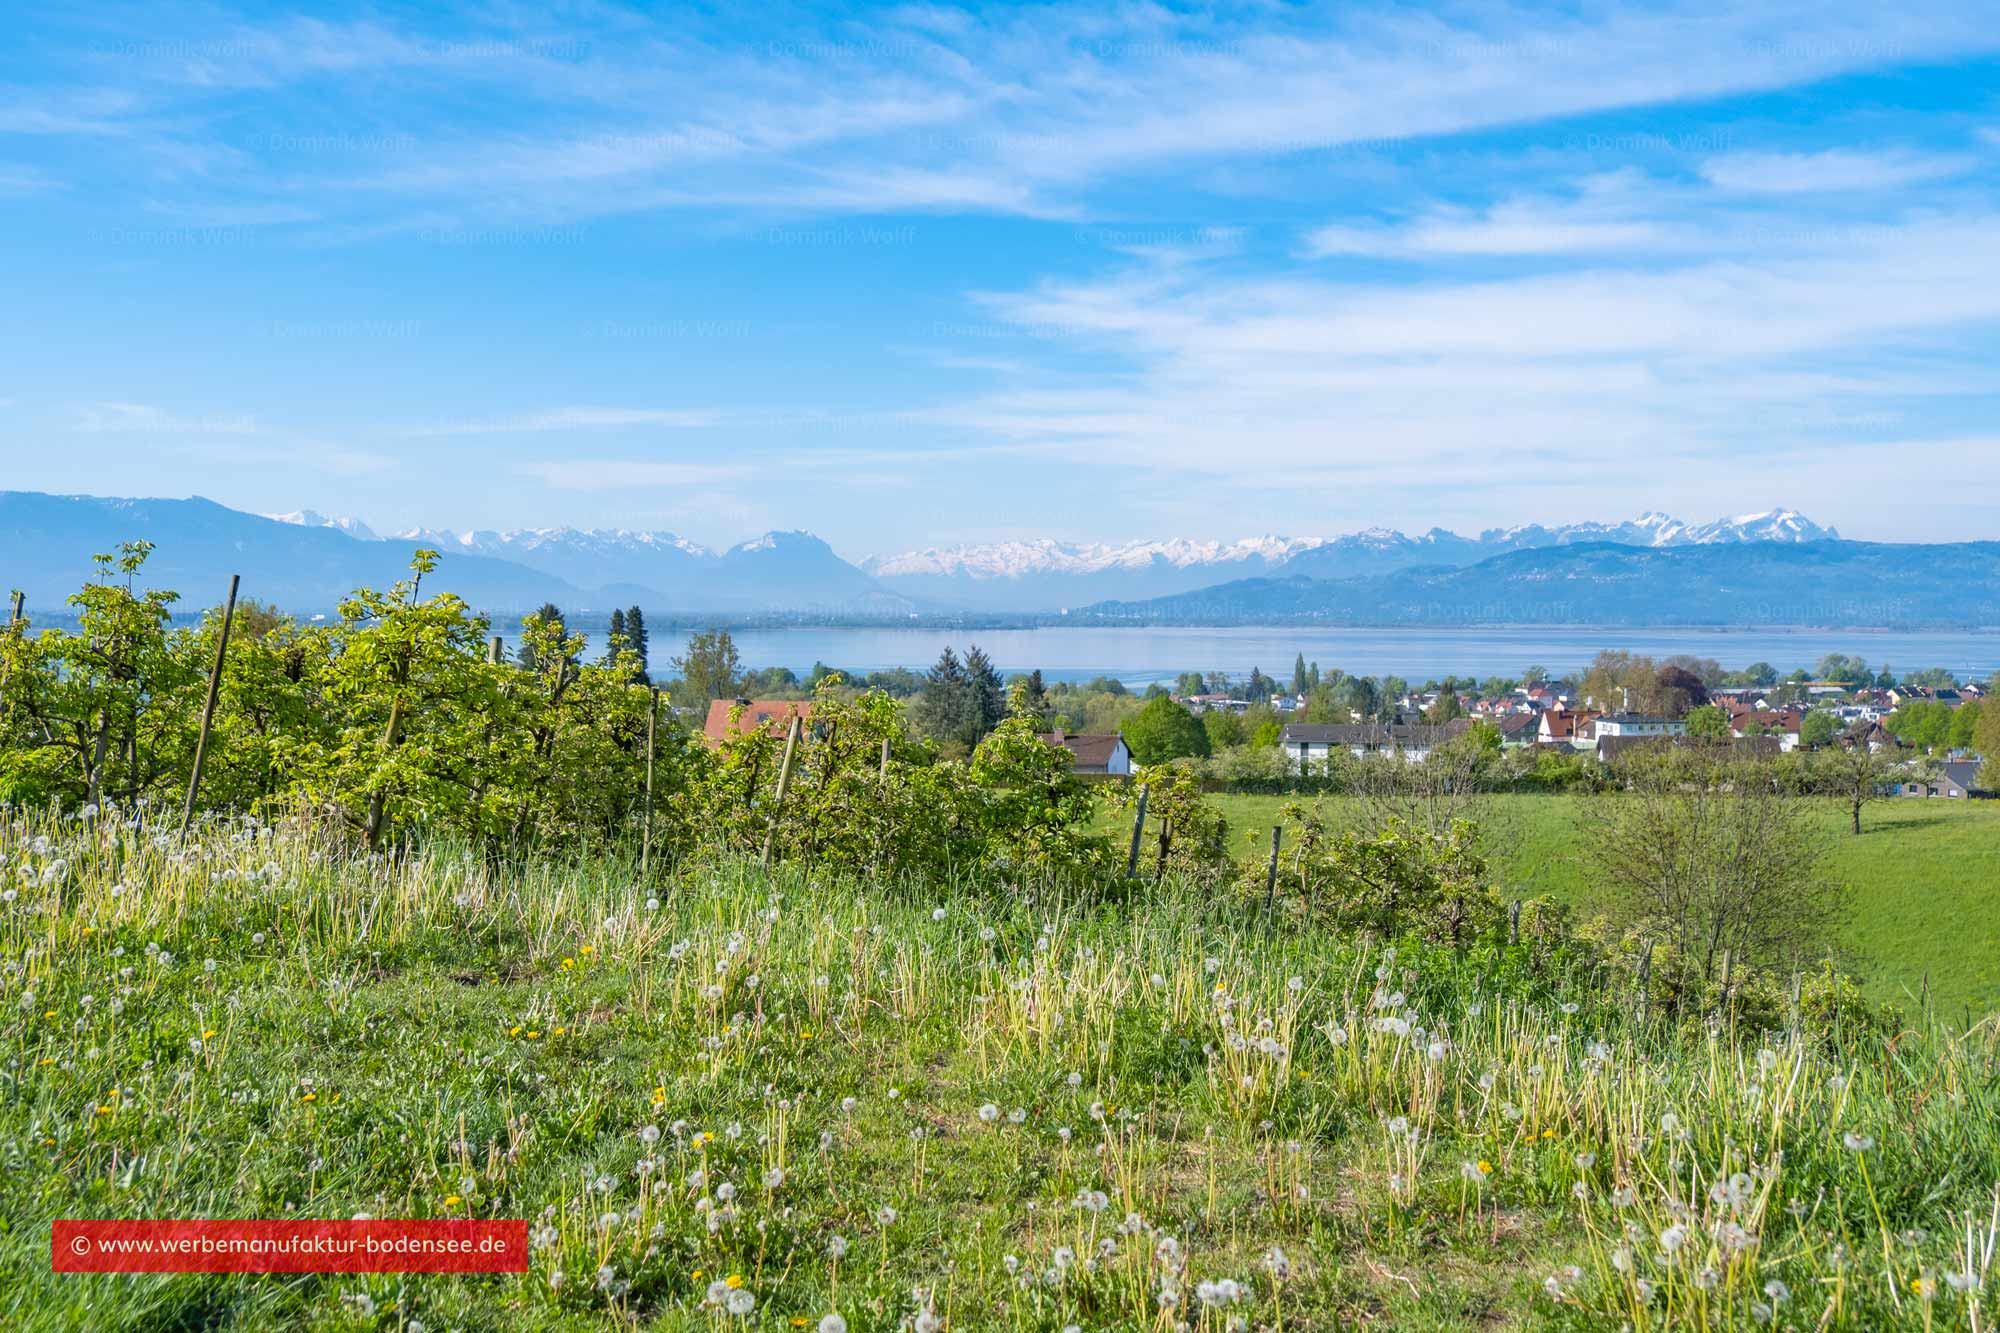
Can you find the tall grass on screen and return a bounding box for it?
[3,803,1996,1329]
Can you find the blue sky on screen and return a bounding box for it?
[2,1,1997,558]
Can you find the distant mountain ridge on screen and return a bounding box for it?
[7,494,902,616]
[1076,539,2000,629]
[859,509,1838,610]
[8,492,1954,627]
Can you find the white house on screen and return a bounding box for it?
[1278,720,1474,771]
[1037,730,1134,775]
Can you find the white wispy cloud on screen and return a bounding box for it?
[74,402,259,434]
[29,1,2000,227]
[1699,147,1977,194]
[940,206,2000,500]
[403,407,737,437]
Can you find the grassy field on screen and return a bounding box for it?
[1184,794,2000,1019]
[5,809,2000,1330]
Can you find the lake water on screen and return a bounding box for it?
[721,626,2000,686]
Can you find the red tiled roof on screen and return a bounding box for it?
[702,698,813,745]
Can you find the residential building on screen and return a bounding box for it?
[1898,760,1987,799]
[1037,730,1134,776]
[702,698,814,746]
[1278,719,1474,770]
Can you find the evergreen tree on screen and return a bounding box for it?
[623,606,650,682]
[1291,653,1309,696]
[914,647,970,748]
[1019,668,1051,724]
[603,608,627,665]
[964,644,1007,740]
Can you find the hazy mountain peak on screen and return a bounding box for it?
[266,509,378,541]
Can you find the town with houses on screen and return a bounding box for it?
[1174,676,1993,798]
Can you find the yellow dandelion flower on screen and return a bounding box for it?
[95,1105,113,1116]
[1477,1160,1493,1175]
[799,1029,814,1040]
[725,1273,745,1289]
[561,958,575,970]
[201,1029,217,1040]
[526,1030,541,1040]
[580,945,595,955]
[301,1091,317,1103]
[444,1195,462,1207]
[510,1025,523,1037]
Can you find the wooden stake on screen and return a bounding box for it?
[879,735,891,777]
[488,635,504,665]
[640,687,659,881]
[1635,939,1653,1026]
[180,574,240,835]
[760,714,802,867]
[1124,784,1148,878]
[0,592,22,726]
[1508,900,1522,945]
[1261,824,1282,917]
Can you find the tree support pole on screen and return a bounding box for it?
[181,575,240,836]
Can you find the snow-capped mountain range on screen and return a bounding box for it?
[866,511,1834,580]
[846,509,1838,610]
[250,505,1843,611]
[11,488,1952,624]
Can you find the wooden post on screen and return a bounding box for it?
[0,592,22,724]
[760,714,802,868]
[1261,824,1282,917]
[1635,939,1653,1026]
[879,735,891,778]
[1717,949,1733,1022]
[1788,971,1802,1033]
[488,635,504,665]
[1508,900,1521,945]
[1124,784,1148,878]
[180,575,240,835]
[640,687,659,881]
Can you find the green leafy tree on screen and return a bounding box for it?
[1683,704,1731,742]
[1799,710,1839,749]
[1811,741,1900,835]
[516,603,565,669]
[1121,695,1210,765]
[671,628,741,707]
[1975,690,2000,789]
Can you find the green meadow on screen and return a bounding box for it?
[1192,793,2000,1019]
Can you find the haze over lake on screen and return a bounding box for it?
[717,626,2000,686]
